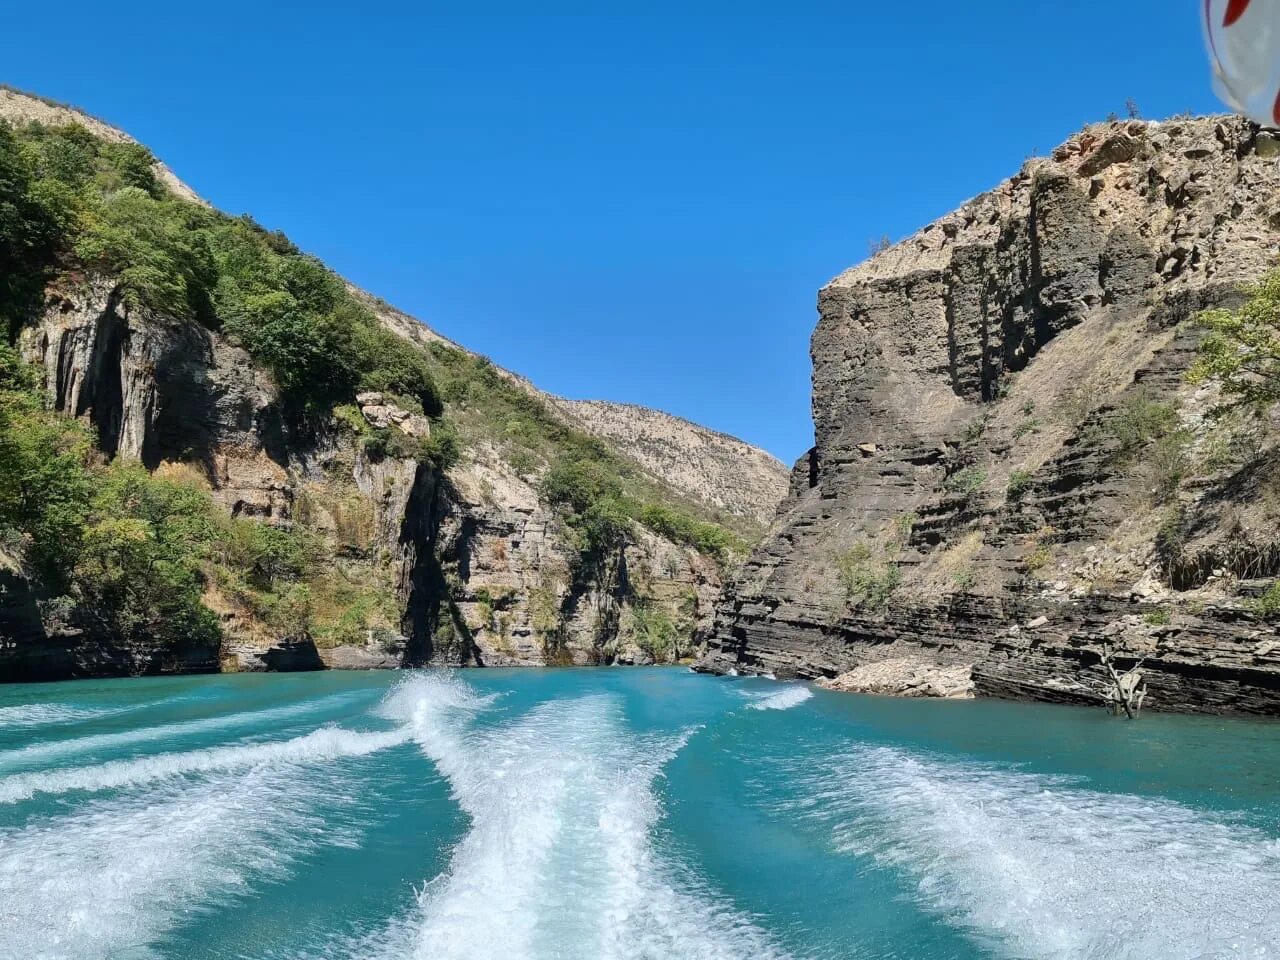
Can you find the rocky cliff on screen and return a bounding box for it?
[0,88,788,681]
[699,116,1280,716]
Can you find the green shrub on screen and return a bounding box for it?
[213,517,318,591]
[892,512,917,544]
[540,451,742,568]
[1006,469,1034,501]
[73,465,224,654]
[0,122,67,332]
[1253,581,1280,620]
[1013,417,1043,439]
[1146,430,1191,504]
[945,466,987,498]
[629,601,683,662]
[1190,271,1280,411]
[422,419,462,469]
[834,543,902,610]
[541,455,623,516]
[1025,546,1052,572]
[635,502,740,559]
[1092,391,1183,464]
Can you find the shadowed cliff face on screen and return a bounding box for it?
[701,116,1280,716]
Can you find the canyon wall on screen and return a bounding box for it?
[0,89,788,681]
[699,116,1280,715]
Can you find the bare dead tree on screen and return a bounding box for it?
[1100,643,1147,719]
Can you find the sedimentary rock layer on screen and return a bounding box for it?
[700,116,1280,715]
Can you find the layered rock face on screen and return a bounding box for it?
[5,273,772,679]
[5,277,779,679]
[700,117,1280,715]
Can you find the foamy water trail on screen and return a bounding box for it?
[743,685,814,711]
[788,744,1280,959]
[349,674,792,960]
[0,702,124,728]
[0,723,411,803]
[0,761,361,960]
[0,691,364,770]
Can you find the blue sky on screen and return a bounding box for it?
[3,2,1221,462]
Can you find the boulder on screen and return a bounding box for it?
[817,658,975,699]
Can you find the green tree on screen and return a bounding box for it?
[0,121,65,332]
[1190,272,1280,410]
[0,345,92,588]
[73,466,221,653]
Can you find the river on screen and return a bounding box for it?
[1,667,1277,959]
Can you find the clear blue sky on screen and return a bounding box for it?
[3,2,1220,462]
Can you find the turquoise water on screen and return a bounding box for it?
[1,668,1279,960]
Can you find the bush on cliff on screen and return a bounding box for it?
[541,452,742,564]
[2,119,442,418]
[0,345,91,589]
[75,466,222,654]
[1192,271,1280,412]
[834,543,901,610]
[0,122,66,335]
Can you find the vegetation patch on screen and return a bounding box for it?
[1254,581,1280,620]
[539,448,743,572]
[626,600,684,662]
[1025,545,1052,573]
[0,119,442,419]
[1191,271,1280,413]
[944,466,987,499]
[1006,469,1034,501]
[834,543,901,610]
[1088,389,1191,503]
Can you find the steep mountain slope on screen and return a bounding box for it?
[0,87,787,681]
[699,116,1280,715]
[0,86,201,203]
[550,399,788,524]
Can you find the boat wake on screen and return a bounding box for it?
[0,722,412,803]
[0,689,424,958]
[0,755,365,960]
[327,674,792,960]
[741,685,814,712]
[787,744,1280,959]
[0,691,364,772]
[0,702,124,729]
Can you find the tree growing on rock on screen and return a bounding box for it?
[1191,271,1280,411]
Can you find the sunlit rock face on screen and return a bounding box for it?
[701,116,1280,716]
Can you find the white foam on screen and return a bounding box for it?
[0,679,461,959]
[0,691,362,770]
[0,722,410,803]
[743,685,814,712]
[0,760,360,960]
[0,703,121,728]
[789,744,1280,959]
[355,673,792,960]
